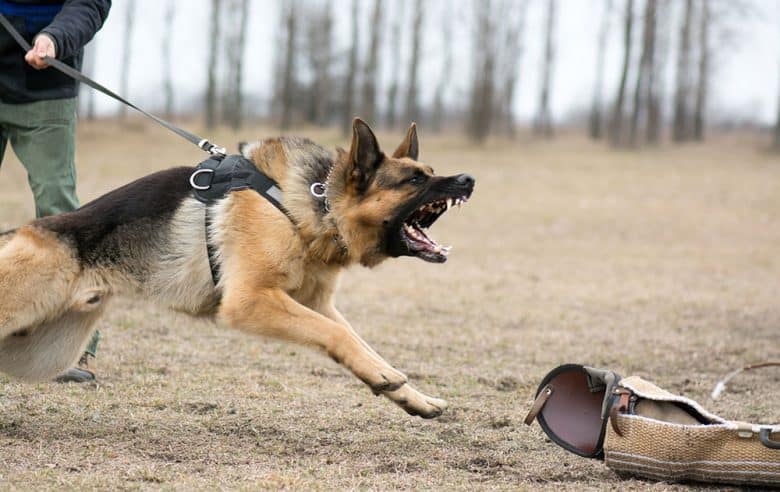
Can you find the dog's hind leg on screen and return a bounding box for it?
[0,226,107,381]
[0,301,105,381]
[0,227,80,338]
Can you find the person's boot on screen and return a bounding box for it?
[54,331,100,383]
[54,352,96,383]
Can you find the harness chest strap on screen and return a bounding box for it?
[189,154,295,286]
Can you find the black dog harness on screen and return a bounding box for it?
[189,154,294,286]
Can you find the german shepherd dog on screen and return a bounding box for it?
[0,119,474,418]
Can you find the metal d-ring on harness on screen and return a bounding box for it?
[189,154,295,286]
[309,182,329,212]
[0,13,295,287]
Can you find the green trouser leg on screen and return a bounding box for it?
[0,98,79,217]
[0,98,99,360]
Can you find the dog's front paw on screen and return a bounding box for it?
[366,367,408,394]
[384,384,448,419]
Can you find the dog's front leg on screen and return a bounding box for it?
[219,288,408,394]
[317,304,448,419]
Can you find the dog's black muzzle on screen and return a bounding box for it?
[384,173,476,259]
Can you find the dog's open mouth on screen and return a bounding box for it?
[400,195,469,263]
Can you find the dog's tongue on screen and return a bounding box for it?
[404,223,451,256]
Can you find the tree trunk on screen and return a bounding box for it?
[404,0,423,124]
[533,0,556,138]
[385,0,405,129]
[431,2,453,133]
[221,0,248,129]
[589,0,612,140]
[672,0,694,142]
[341,0,359,136]
[361,0,382,125]
[692,0,709,141]
[497,0,529,137]
[118,0,136,120]
[646,0,666,144]
[308,1,333,126]
[609,0,633,146]
[280,1,297,130]
[221,1,247,128]
[205,0,222,129]
[629,0,656,147]
[467,0,495,143]
[161,0,175,120]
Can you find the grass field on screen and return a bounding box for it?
[1,122,778,490]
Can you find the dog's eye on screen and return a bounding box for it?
[405,173,427,186]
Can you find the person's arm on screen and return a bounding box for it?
[39,0,111,61]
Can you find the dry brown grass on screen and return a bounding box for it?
[1,121,778,490]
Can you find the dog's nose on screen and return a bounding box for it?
[456,174,475,187]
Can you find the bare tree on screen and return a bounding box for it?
[467,0,496,142]
[496,0,529,137]
[629,0,657,146]
[431,2,454,133]
[222,0,249,129]
[404,0,424,124]
[385,0,405,129]
[533,0,556,138]
[672,0,694,142]
[692,0,710,141]
[306,1,333,126]
[361,0,383,125]
[161,0,175,120]
[234,0,249,129]
[205,0,222,129]
[609,0,633,146]
[589,0,613,140]
[646,0,668,144]
[342,0,359,136]
[118,0,136,120]
[280,1,297,129]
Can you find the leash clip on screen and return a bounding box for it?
[198,139,227,157]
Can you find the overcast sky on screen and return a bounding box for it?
[84,0,780,126]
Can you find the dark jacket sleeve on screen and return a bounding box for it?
[39,0,111,61]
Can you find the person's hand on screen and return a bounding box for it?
[24,34,56,69]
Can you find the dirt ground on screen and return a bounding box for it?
[0,122,778,491]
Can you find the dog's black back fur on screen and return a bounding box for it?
[37,166,196,267]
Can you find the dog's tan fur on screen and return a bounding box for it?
[0,119,474,418]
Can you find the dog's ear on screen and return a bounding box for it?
[348,118,383,191]
[392,123,419,160]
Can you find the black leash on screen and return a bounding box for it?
[0,13,303,289]
[0,13,225,156]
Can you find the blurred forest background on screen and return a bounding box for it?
[80,0,780,150]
